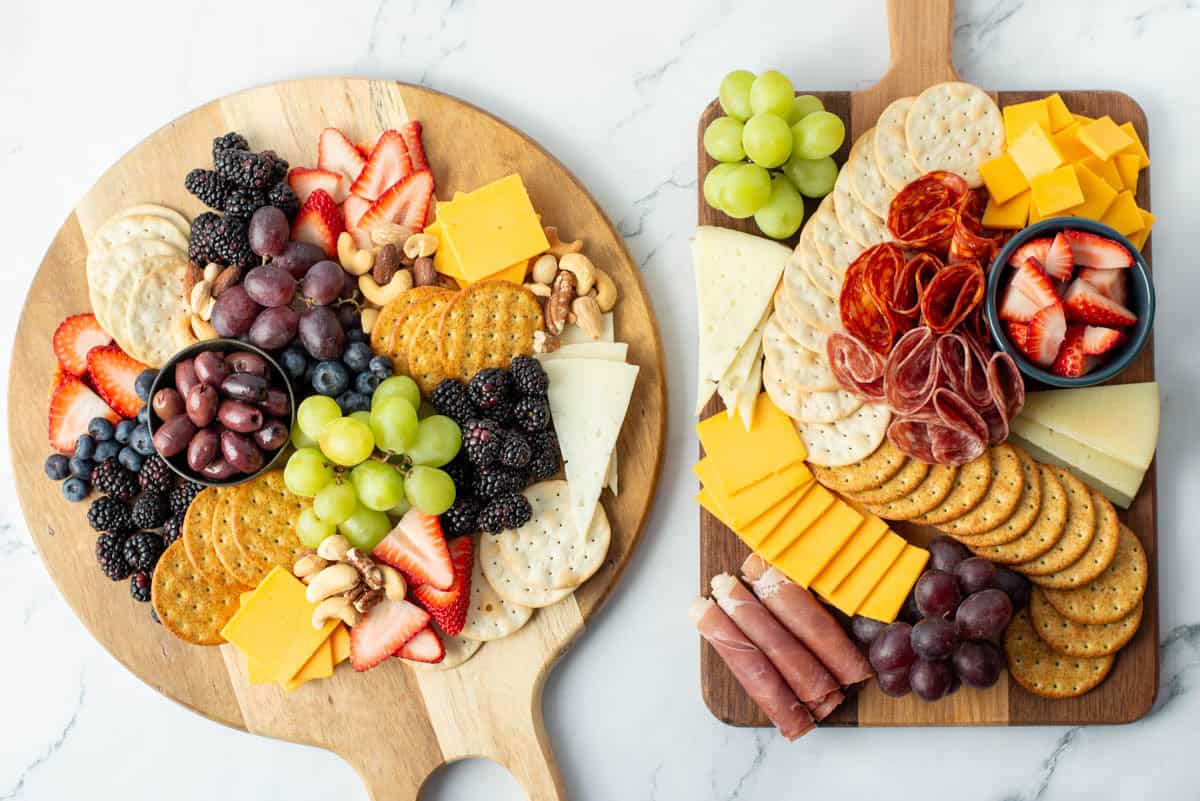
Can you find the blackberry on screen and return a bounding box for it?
[137,454,174,494]
[475,466,524,500]
[431,379,474,424]
[260,150,289,185]
[131,491,171,529]
[440,496,482,538]
[478,493,532,533]
[443,453,475,494]
[87,495,132,532]
[187,212,222,264]
[467,368,511,412]
[213,147,274,189]
[527,431,561,481]
[162,510,185,546]
[267,181,300,221]
[509,355,548,397]
[223,187,267,217]
[499,431,532,469]
[169,482,203,515]
[512,396,551,433]
[123,531,165,572]
[184,169,231,211]
[95,531,132,581]
[212,131,249,156]
[92,458,139,501]
[212,214,255,267]
[462,418,503,467]
[130,571,152,603]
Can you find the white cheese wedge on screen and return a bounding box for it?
[1009,418,1146,508]
[535,341,628,362]
[560,312,614,345]
[543,358,638,533]
[692,226,789,415]
[717,306,769,429]
[1017,382,1159,471]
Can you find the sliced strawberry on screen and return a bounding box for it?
[1008,236,1051,268]
[288,167,344,205]
[356,133,381,159]
[349,130,413,201]
[1005,321,1031,354]
[291,188,345,258]
[399,121,429,172]
[358,170,434,234]
[87,345,150,418]
[1010,258,1059,311]
[411,536,473,636]
[1081,325,1129,355]
[341,193,371,230]
[317,127,367,186]
[53,314,112,377]
[372,508,454,590]
[1063,229,1133,269]
[48,374,118,453]
[395,627,445,663]
[1026,301,1067,367]
[349,598,430,672]
[998,283,1042,323]
[1042,232,1074,282]
[1051,325,1088,378]
[1063,278,1137,327]
[1077,266,1128,306]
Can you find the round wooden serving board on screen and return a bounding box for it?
[9,78,666,801]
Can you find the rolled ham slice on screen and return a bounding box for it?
[690,597,814,740]
[742,554,874,687]
[809,689,846,721]
[710,574,842,720]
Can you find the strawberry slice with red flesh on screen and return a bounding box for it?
[358,169,434,234]
[318,127,367,187]
[411,536,473,636]
[53,313,112,377]
[288,167,344,205]
[1026,301,1067,367]
[1008,237,1051,268]
[349,598,430,672]
[1010,258,1060,310]
[399,121,429,172]
[48,374,118,452]
[356,133,381,159]
[395,627,446,663]
[1063,278,1137,327]
[291,188,345,258]
[372,508,455,590]
[1042,232,1074,282]
[1077,266,1128,306]
[998,283,1043,323]
[1005,321,1031,353]
[341,193,371,230]
[87,345,150,418]
[1051,325,1089,378]
[1063,229,1133,269]
[349,130,412,201]
[1081,325,1129,355]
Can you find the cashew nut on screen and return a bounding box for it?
[203,262,222,282]
[592,268,618,313]
[316,533,351,562]
[402,232,439,260]
[359,270,413,306]
[558,253,596,296]
[544,226,583,258]
[571,295,604,340]
[189,280,213,316]
[531,253,558,285]
[305,563,361,603]
[361,307,380,334]
[370,222,414,247]
[312,596,360,629]
[377,563,407,602]
[337,231,375,276]
[191,315,218,341]
[524,282,552,298]
[292,551,329,580]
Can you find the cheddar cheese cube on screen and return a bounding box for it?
[1115,154,1141,193]
[1099,190,1143,236]
[1030,165,1084,215]
[1008,123,1064,180]
[1027,195,1049,225]
[1117,122,1150,168]
[979,152,1029,204]
[696,393,807,495]
[1045,93,1074,132]
[982,191,1032,229]
[1078,116,1135,161]
[1066,163,1119,221]
[436,174,550,282]
[1127,209,1156,251]
[1080,155,1123,192]
[1003,98,1051,142]
[1052,123,1093,164]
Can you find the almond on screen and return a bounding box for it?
[210,266,242,297]
[373,243,401,285]
[183,262,203,300]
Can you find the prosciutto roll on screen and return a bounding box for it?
[710,574,842,719]
[741,555,874,687]
[690,597,814,740]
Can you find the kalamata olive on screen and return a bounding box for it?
[193,350,230,387]
[186,383,219,427]
[254,418,289,451]
[199,457,238,480]
[218,400,264,433]
[174,358,198,398]
[220,372,268,402]
[152,388,184,420]
[186,428,220,471]
[152,415,196,458]
[221,430,264,474]
[259,387,291,417]
[226,351,268,378]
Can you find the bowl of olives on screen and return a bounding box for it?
[147,339,295,486]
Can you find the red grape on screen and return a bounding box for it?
[955,589,1012,641]
[298,306,345,360]
[248,305,300,351]
[955,557,997,595]
[301,260,345,305]
[928,535,971,573]
[869,622,915,672]
[336,302,362,331]
[910,658,954,701]
[243,264,296,307]
[274,240,325,279]
[993,566,1032,611]
[876,669,911,697]
[248,206,289,257]
[911,616,958,660]
[952,640,1004,688]
[851,614,887,646]
[914,570,961,618]
[210,286,262,337]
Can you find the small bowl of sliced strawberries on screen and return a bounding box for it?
[986,218,1154,388]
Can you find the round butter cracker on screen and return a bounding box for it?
[231,470,309,573]
[1030,588,1142,658]
[1005,608,1114,699]
[1012,467,1096,576]
[913,449,992,525]
[953,447,1046,546]
[812,438,906,494]
[152,539,241,647]
[494,480,611,590]
[480,533,575,608]
[940,443,1025,537]
[850,455,929,505]
[439,280,544,382]
[459,537,533,642]
[795,402,890,468]
[904,82,1004,188]
[873,96,925,190]
[1039,521,1146,621]
[845,128,898,219]
[864,463,958,521]
[1029,497,1122,590]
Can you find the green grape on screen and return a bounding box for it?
[741,113,792,168]
[722,163,773,219]
[703,163,740,212]
[786,94,824,125]
[782,154,838,198]
[372,376,420,412]
[283,447,334,497]
[369,397,419,454]
[296,508,336,548]
[351,460,406,512]
[405,415,463,467]
[406,465,457,515]
[290,422,317,449]
[749,70,794,118]
[718,70,756,121]
[387,498,412,520]
[754,175,807,240]
[703,116,745,162]
[313,481,358,525]
[297,395,341,441]
[318,417,376,467]
[349,410,373,427]
[791,111,846,160]
[338,505,392,552]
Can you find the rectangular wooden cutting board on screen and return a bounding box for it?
[697,88,1157,727]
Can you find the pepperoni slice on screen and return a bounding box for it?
[921,262,985,334]
[891,252,943,320]
[840,245,904,355]
[886,172,969,253]
[827,332,887,402]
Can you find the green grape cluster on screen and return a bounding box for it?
[703,69,847,239]
[284,375,462,552]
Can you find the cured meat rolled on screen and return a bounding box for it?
[809,689,846,721]
[741,555,875,687]
[827,332,886,402]
[690,597,814,740]
[710,574,842,719]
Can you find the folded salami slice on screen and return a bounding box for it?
[887,387,988,466]
[690,598,814,740]
[741,555,875,687]
[884,327,938,414]
[711,574,842,719]
[891,252,943,320]
[886,171,968,253]
[827,332,887,402]
[921,262,985,335]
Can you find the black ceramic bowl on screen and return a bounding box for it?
[147,339,296,487]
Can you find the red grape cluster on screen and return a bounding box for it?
[851,535,1031,702]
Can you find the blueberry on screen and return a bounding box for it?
[342,341,372,372]
[114,419,137,444]
[44,454,70,480]
[345,328,367,344]
[134,369,158,402]
[94,441,121,463]
[137,406,150,425]
[88,418,115,441]
[336,391,370,414]
[311,361,350,396]
[69,456,95,480]
[303,360,316,389]
[355,371,381,395]
[62,477,89,502]
[130,424,155,456]
[279,346,308,379]
[75,435,96,460]
[119,446,144,473]
[368,355,393,379]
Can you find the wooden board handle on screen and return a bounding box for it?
[884,0,957,85]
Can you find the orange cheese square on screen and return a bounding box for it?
[1030,165,1084,215]
[756,483,835,561]
[1115,154,1141,193]
[1079,156,1123,193]
[773,501,864,588]
[331,624,351,665]
[1027,195,1049,225]
[1065,163,1118,221]
[1045,93,1074,132]
[736,486,809,548]
[979,152,1029,204]
[1127,209,1156,251]
[693,458,812,529]
[810,515,889,598]
[1072,113,1095,125]
[1078,116,1135,161]
[696,393,807,495]
[284,638,334,692]
[856,545,931,623]
[1099,190,1143,236]
[1007,123,1064,180]
[824,533,905,616]
[1051,123,1092,164]
[436,175,550,282]
[982,191,1031,230]
[1003,98,1051,142]
[1117,122,1150,168]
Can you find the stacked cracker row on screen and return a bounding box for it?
[814,439,1147,699]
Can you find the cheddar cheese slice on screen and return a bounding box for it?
[857,545,931,623]
[979,152,1029,204]
[982,191,1031,229]
[810,515,889,598]
[1045,93,1074,132]
[755,483,834,561]
[1066,163,1118,221]
[1078,116,1135,161]
[1117,122,1150,168]
[284,638,334,692]
[696,393,807,496]
[1128,209,1155,250]
[1030,165,1084,215]
[1003,98,1051,142]
[773,501,864,588]
[1115,154,1141,193]
[1099,190,1143,236]
[825,533,905,616]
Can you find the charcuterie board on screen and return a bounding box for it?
[697,0,1157,727]
[10,78,666,800]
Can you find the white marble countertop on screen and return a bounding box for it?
[3,0,1199,798]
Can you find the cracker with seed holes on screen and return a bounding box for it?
[832,167,892,249]
[864,463,958,521]
[152,540,241,646]
[1038,522,1145,619]
[404,626,483,671]
[913,449,992,525]
[845,128,898,218]
[1030,588,1142,658]
[480,533,575,608]
[211,485,268,587]
[763,353,862,424]
[438,280,544,382]
[795,402,890,468]
[93,213,189,252]
[850,456,929,505]
[231,471,310,573]
[1005,608,1113,699]
[1013,467,1096,576]
[459,537,533,641]
[873,96,925,190]
[806,194,864,273]
[495,481,611,590]
[904,82,1004,188]
[812,438,906,494]
[954,448,1045,546]
[761,315,838,392]
[125,263,195,367]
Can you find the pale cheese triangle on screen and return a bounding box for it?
[561,312,614,345]
[544,358,638,535]
[735,352,763,430]
[717,304,771,416]
[1018,382,1159,471]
